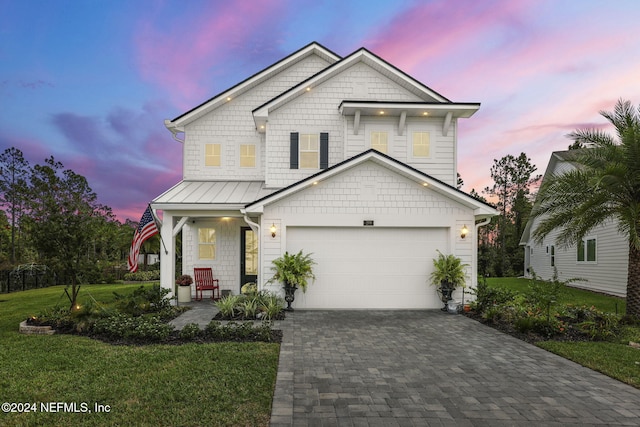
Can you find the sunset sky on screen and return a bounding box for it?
[2,0,639,221]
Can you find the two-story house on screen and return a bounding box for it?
[152,42,497,309]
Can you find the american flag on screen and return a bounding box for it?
[127,205,159,272]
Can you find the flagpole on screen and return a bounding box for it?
[149,204,169,255]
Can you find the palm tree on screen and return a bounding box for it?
[531,99,640,317]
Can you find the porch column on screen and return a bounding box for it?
[159,211,176,299]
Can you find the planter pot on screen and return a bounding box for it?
[177,285,192,303]
[463,304,471,313]
[283,285,298,311]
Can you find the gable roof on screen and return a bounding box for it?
[519,150,580,245]
[251,47,479,130]
[164,42,340,133]
[243,149,497,217]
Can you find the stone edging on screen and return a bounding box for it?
[19,320,55,335]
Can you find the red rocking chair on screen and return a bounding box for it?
[194,268,220,301]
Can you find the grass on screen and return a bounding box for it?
[486,277,640,389]
[0,284,279,427]
[486,277,626,314]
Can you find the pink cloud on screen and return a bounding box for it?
[134,0,290,110]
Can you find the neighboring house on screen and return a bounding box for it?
[520,150,628,297]
[153,42,497,309]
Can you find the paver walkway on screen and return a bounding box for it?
[270,310,640,426]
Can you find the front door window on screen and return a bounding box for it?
[240,227,258,291]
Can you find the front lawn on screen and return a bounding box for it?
[0,284,279,427]
[482,277,640,389]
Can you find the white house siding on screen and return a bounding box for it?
[181,217,246,296]
[183,53,332,181]
[259,160,475,308]
[526,216,628,297]
[264,61,426,188]
[524,154,629,297]
[342,117,457,186]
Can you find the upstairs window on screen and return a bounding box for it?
[577,237,597,262]
[240,144,256,168]
[205,144,221,167]
[412,132,430,158]
[371,131,388,154]
[290,132,329,169]
[300,134,319,169]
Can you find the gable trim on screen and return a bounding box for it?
[166,42,341,129]
[244,149,497,215]
[252,47,464,130]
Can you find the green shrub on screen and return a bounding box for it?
[474,280,516,314]
[92,313,173,342]
[113,284,171,316]
[239,297,259,318]
[123,270,160,282]
[215,295,242,318]
[260,293,284,320]
[180,323,202,340]
[204,320,223,339]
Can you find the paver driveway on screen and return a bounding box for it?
[270,310,640,426]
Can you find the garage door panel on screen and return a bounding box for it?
[286,227,448,309]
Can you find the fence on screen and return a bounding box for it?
[0,264,57,293]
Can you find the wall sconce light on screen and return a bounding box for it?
[270,224,277,238]
[460,225,469,239]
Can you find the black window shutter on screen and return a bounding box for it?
[290,132,299,169]
[320,132,329,169]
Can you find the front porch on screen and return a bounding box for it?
[152,180,275,300]
[155,212,260,300]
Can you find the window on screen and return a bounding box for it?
[550,245,555,267]
[198,228,216,260]
[240,144,256,168]
[412,132,430,158]
[371,131,388,153]
[205,144,221,167]
[290,132,328,169]
[299,134,319,169]
[577,237,597,262]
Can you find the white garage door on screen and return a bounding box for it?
[286,227,449,309]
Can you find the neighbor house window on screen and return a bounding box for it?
[240,144,256,168]
[205,144,221,167]
[371,131,388,153]
[198,228,216,260]
[550,245,555,267]
[412,132,430,158]
[577,237,596,262]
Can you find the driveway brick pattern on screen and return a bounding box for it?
[270,311,640,426]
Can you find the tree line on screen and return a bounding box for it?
[0,147,160,290]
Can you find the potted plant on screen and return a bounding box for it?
[429,251,468,311]
[268,250,316,311]
[176,274,193,303]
